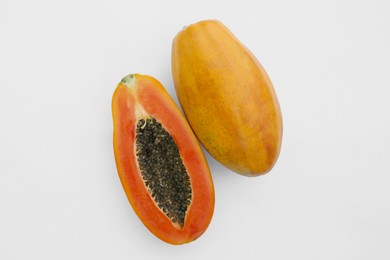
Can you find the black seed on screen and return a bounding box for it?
[135,117,192,227]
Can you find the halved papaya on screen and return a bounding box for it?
[112,74,214,245]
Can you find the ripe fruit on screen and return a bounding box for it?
[112,74,214,244]
[172,20,283,176]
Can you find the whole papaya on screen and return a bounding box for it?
[171,20,283,176]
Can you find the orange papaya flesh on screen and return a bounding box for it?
[172,20,283,176]
[112,74,214,245]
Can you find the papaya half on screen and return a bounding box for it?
[112,74,214,245]
[172,20,283,176]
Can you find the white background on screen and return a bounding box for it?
[1,0,389,259]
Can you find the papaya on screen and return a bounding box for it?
[172,20,283,176]
[112,74,214,244]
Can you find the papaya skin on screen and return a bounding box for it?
[112,74,214,244]
[172,20,283,176]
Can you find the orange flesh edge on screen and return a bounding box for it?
[112,74,214,245]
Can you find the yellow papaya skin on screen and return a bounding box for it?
[172,20,283,176]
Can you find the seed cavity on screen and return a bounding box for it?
[135,117,192,227]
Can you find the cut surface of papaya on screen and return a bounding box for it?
[172,20,283,176]
[112,74,214,245]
